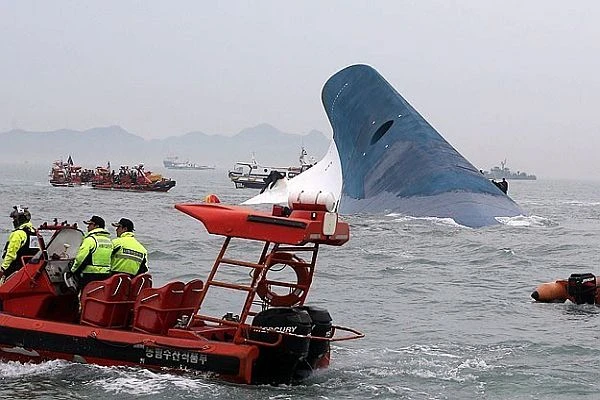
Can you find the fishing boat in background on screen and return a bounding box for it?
[228,148,314,189]
[163,156,215,170]
[0,192,362,385]
[91,164,176,192]
[483,159,537,180]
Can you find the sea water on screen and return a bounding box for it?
[0,164,599,399]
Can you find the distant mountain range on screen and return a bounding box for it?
[0,124,330,169]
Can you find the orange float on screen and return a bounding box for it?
[532,273,599,304]
[531,280,569,303]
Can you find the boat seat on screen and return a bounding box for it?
[130,273,153,300]
[179,279,204,319]
[132,281,185,335]
[124,273,153,327]
[80,273,132,328]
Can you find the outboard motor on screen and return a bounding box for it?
[567,273,596,304]
[250,307,311,384]
[293,306,334,380]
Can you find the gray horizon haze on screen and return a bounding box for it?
[2,1,600,179]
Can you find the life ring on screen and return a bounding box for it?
[255,252,311,307]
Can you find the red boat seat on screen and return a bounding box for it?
[80,274,132,328]
[122,273,153,327]
[132,281,185,335]
[130,273,153,300]
[178,279,204,321]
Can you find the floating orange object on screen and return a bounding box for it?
[204,194,220,203]
[531,280,569,303]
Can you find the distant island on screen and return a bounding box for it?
[0,123,330,169]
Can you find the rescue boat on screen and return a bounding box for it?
[0,192,362,385]
[91,164,176,192]
[49,158,96,187]
[531,273,600,305]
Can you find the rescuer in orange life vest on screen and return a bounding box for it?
[1,206,38,281]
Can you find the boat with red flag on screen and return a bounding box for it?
[0,191,362,384]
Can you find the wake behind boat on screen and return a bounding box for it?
[0,194,361,385]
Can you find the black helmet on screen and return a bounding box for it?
[10,205,30,228]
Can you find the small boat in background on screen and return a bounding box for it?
[49,156,96,187]
[484,159,537,180]
[91,164,176,192]
[163,156,215,170]
[228,148,314,189]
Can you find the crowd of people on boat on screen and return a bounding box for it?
[51,159,169,188]
[1,207,148,292]
[97,165,155,186]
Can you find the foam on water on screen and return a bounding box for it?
[0,359,70,378]
[87,366,218,396]
[386,214,464,227]
[496,214,554,227]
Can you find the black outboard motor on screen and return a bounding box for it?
[567,273,597,304]
[293,306,334,381]
[251,307,311,384]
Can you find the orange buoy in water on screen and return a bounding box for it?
[204,194,220,203]
[531,280,569,303]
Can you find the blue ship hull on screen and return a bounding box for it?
[321,65,524,228]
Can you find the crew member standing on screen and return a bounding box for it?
[70,215,113,289]
[111,218,148,276]
[500,178,509,194]
[1,206,38,281]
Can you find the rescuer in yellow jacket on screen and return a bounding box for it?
[70,215,113,290]
[110,218,148,276]
[1,206,38,280]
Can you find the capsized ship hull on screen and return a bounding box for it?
[321,64,524,228]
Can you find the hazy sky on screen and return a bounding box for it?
[2,1,600,179]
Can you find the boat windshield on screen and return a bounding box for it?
[44,228,84,260]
